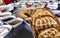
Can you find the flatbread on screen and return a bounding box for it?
[31,8,60,38]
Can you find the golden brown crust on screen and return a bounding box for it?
[31,8,60,38]
[38,28,60,38]
[31,8,56,19]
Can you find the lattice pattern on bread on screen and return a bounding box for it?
[33,16,59,33]
[31,8,59,26]
[31,8,55,19]
[38,28,60,38]
[34,16,58,27]
[33,16,60,38]
[31,8,60,38]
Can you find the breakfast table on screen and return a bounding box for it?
[0,2,60,38]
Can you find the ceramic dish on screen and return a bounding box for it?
[0,4,14,12]
[0,25,12,38]
[6,18,23,28]
[0,15,16,20]
[0,12,12,16]
[1,16,16,22]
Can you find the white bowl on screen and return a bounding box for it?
[0,25,12,38]
[7,18,23,28]
[0,15,16,20]
[0,12,12,15]
[0,4,14,12]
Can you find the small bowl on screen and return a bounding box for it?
[0,25,12,38]
[0,15,16,20]
[1,15,16,22]
[0,12,12,17]
[6,18,23,28]
[0,5,14,12]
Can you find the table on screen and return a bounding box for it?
[4,22,33,38]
